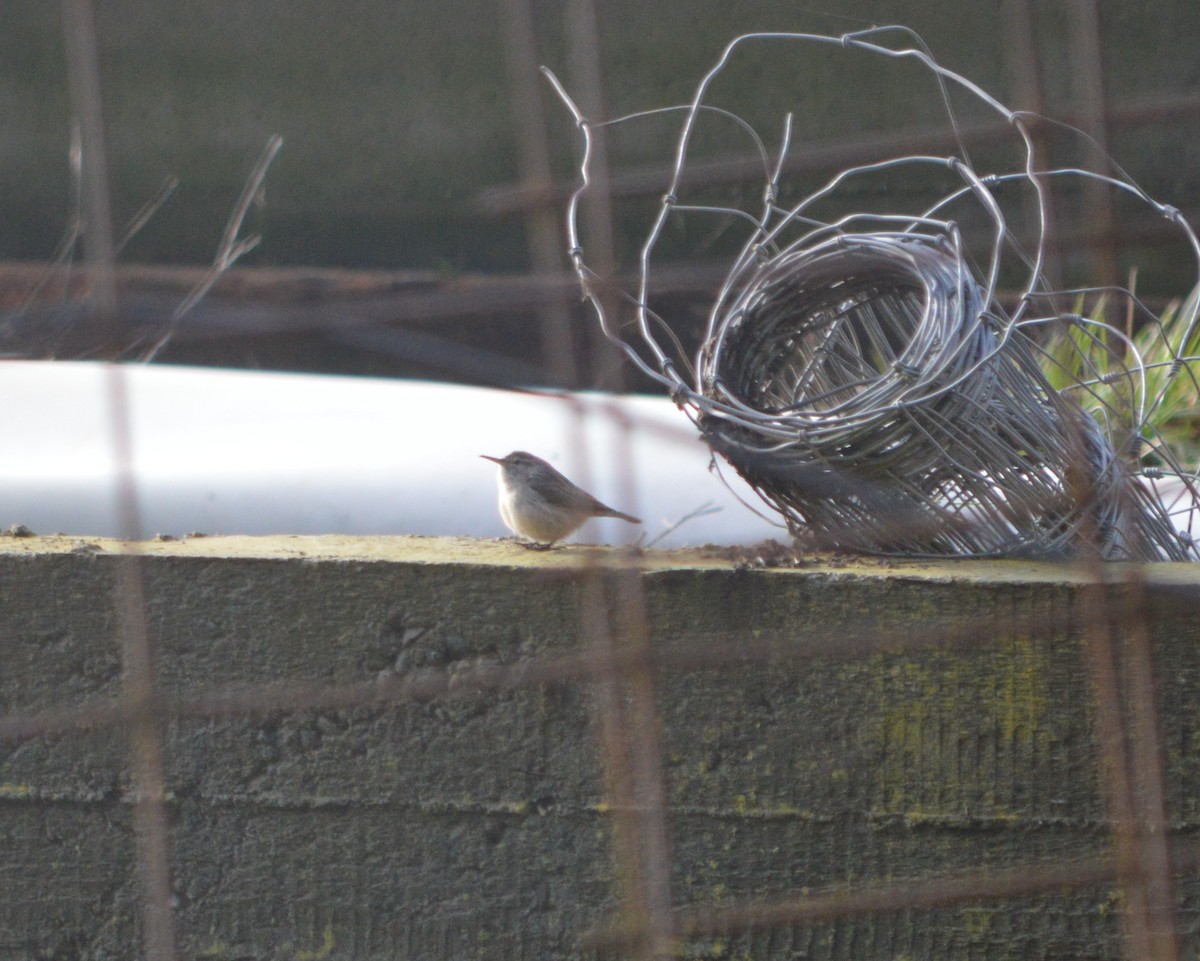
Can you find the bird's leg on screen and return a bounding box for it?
[518,539,557,551]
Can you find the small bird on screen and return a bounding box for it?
[481,450,641,548]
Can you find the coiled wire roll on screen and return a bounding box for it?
[699,233,1181,557]
[545,28,1200,560]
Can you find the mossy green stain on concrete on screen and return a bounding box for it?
[870,632,1054,818]
[959,904,993,937]
[878,638,1056,811]
[294,926,335,961]
[998,634,1051,748]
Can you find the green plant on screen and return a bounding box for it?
[1035,286,1200,469]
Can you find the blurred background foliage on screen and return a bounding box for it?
[3,0,1200,390]
[1,1,1198,282]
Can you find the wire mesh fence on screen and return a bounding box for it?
[1,3,1200,961]
[544,28,1200,562]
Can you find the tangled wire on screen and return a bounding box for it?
[546,28,1200,560]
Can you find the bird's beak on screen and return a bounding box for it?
[480,454,503,464]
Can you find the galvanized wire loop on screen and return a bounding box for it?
[547,30,1200,559]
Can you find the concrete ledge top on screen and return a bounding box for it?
[2,531,1199,588]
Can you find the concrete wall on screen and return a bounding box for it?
[1,534,1199,959]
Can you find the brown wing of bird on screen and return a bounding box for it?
[526,463,641,524]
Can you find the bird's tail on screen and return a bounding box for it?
[600,508,641,524]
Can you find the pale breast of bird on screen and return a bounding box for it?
[497,474,587,542]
